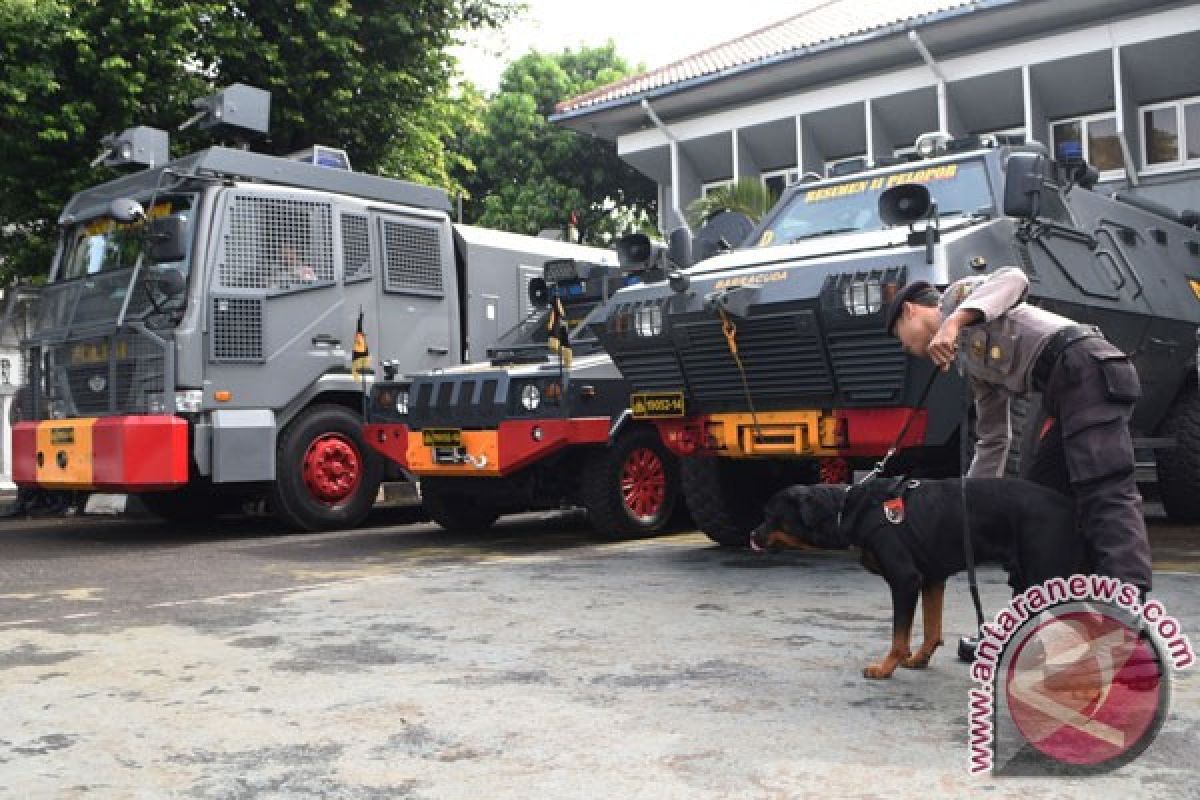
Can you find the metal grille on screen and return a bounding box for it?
[210,297,264,362]
[436,382,454,408]
[43,330,167,416]
[456,380,476,410]
[617,350,685,393]
[381,219,444,295]
[676,316,834,406]
[220,194,334,290]
[35,283,79,333]
[480,379,498,407]
[341,213,371,282]
[415,382,433,410]
[827,329,907,402]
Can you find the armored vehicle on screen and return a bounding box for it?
[9,85,611,531]
[595,134,1200,543]
[365,242,684,536]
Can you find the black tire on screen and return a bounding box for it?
[579,428,680,538]
[268,404,383,532]
[681,456,785,546]
[1155,388,1200,522]
[419,478,500,532]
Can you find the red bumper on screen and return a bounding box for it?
[13,415,190,491]
[364,418,612,477]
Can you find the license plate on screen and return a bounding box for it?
[50,427,75,445]
[631,391,686,419]
[69,340,129,365]
[422,428,463,447]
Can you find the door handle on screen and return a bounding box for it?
[312,334,340,348]
[427,346,450,355]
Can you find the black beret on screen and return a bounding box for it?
[884,280,940,334]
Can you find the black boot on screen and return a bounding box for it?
[958,632,980,662]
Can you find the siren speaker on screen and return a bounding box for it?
[879,183,933,226]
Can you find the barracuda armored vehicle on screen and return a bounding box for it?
[365,243,684,536]
[595,134,1200,543]
[9,85,611,531]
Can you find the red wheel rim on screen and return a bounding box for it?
[620,447,667,522]
[302,433,362,506]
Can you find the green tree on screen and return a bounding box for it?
[0,0,517,281]
[685,178,778,229]
[459,43,656,244]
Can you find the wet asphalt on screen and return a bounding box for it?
[0,507,1197,798]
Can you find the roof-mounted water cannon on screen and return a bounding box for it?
[179,83,270,141]
[90,126,169,170]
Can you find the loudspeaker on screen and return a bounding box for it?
[527,277,550,308]
[878,183,933,226]
[615,233,653,267]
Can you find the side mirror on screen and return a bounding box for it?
[878,183,932,226]
[1003,152,1049,219]
[666,227,693,268]
[108,197,146,224]
[147,267,187,298]
[145,216,187,263]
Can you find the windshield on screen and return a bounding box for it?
[57,194,195,282]
[755,159,993,247]
[35,194,196,334]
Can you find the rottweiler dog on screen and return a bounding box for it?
[750,477,1084,679]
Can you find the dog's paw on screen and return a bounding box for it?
[863,663,894,679]
[901,641,942,669]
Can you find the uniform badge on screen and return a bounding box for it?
[990,345,1002,361]
[883,497,905,525]
[971,339,985,357]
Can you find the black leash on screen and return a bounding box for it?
[860,365,940,484]
[959,363,987,636]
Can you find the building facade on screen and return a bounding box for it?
[552,0,1200,231]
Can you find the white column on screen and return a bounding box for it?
[1022,64,1047,148]
[1113,45,1140,186]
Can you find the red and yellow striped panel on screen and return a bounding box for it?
[13,416,189,491]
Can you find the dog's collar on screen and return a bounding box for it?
[838,478,921,539]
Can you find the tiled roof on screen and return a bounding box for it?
[555,0,983,115]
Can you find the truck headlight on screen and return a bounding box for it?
[634,305,663,337]
[520,383,541,411]
[175,390,203,413]
[842,278,884,316]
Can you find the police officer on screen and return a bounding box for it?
[885,267,1152,593]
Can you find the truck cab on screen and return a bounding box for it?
[9,86,606,531]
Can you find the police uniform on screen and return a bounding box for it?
[930,267,1152,591]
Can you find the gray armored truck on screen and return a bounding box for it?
[594,134,1200,543]
[365,243,685,537]
[9,85,612,531]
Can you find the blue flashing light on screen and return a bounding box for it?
[1056,140,1084,164]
